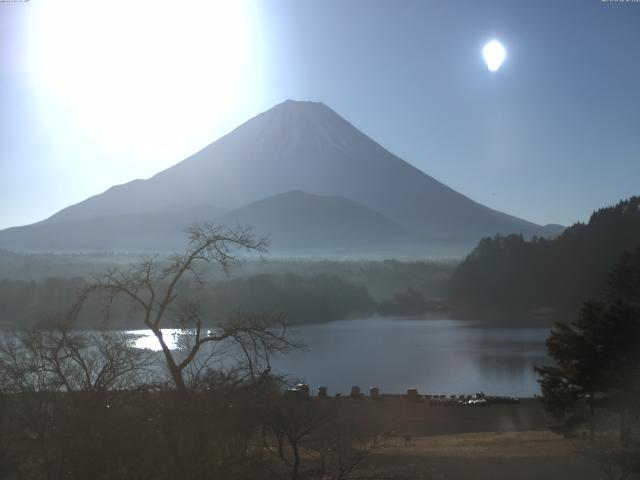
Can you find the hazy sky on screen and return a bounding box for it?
[1,0,639,230]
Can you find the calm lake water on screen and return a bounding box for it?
[127,317,550,397]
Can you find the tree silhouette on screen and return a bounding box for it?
[450,196,640,313]
[87,223,296,393]
[536,245,640,444]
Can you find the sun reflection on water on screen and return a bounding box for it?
[125,329,185,351]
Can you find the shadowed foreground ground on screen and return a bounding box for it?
[363,431,606,479]
[311,398,636,479]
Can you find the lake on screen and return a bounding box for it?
[127,316,551,397]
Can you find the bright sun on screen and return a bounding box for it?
[482,40,506,72]
[27,1,255,156]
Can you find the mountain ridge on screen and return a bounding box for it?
[0,191,433,255]
[3,99,561,255]
[214,190,426,254]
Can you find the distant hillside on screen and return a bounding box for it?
[0,191,430,255]
[214,191,427,255]
[449,196,640,313]
[0,100,558,255]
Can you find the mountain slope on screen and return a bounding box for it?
[0,211,196,253]
[213,191,425,254]
[39,100,550,239]
[0,191,430,254]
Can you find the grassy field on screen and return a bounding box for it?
[304,398,636,480]
[362,431,607,480]
[333,398,551,437]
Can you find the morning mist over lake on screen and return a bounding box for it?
[1,1,639,479]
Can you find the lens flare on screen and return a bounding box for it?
[27,1,255,156]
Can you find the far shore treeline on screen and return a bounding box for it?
[1,196,639,328]
[0,258,453,328]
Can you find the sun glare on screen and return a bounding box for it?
[482,40,506,72]
[27,1,255,157]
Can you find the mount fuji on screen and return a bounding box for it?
[0,100,562,256]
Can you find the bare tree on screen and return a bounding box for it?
[265,398,333,480]
[85,223,298,393]
[0,224,314,479]
[263,397,389,480]
[310,428,387,480]
[0,315,156,480]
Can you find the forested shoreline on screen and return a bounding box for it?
[0,259,453,328]
[3,197,640,327]
[449,197,640,314]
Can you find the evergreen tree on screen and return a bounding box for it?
[536,246,640,443]
[450,196,640,313]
